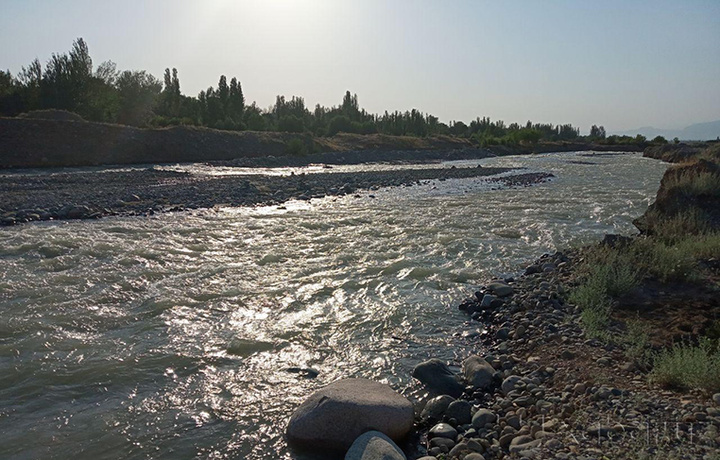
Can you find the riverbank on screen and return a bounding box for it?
[404,142,720,459]
[0,115,642,169]
[0,165,553,226]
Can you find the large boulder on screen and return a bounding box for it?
[462,356,498,391]
[287,378,414,453]
[345,431,406,460]
[412,359,464,397]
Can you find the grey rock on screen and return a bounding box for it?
[594,386,613,400]
[545,438,562,449]
[472,408,496,429]
[480,294,496,308]
[445,400,472,425]
[429,437,455,449]
[596,357,612,366]
[465,454,486,460]
[412,359,464,397]
[344,431,406,460]
[448,442,473,458]
[66,205,90,219]
[495,327,510,340]
[429,423,457,440]
[506,415,521,430]
[488,282,514,297]
[463,356,498,390]
[713,393,720,406]
[509,435,541,453]
[541,418,560,432]
[287,378,413,453]
[499,433,515,448]
[421,395,455,422]
[501,375,523,395]
[416,457,438,460]
[513,396,533,407]
[586,424,617,437]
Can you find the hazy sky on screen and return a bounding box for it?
[1,0,719,132]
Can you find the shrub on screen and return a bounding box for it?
[579,246,639,296]
[285,138,307,156]
[664,169,720,198]
[580,302,612,340]
[623,320,652,366]
[642,209,712,242]
[629,237,698,282]
[650,337,720,391]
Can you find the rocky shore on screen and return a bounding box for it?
[406,251,719,460]
[0,165,553,226]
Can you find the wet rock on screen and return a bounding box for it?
[344,431,406,460]
[463,356,498,391]
[429,423,457,440]
[524,264,542,275]
[421,395,455,423]
[286,378,413,453]
[412,359,464,398]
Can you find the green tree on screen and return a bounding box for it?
[115,70,162,126]
[228,77,244,122]
[590,125,606,139]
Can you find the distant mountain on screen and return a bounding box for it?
[613,120,720,141]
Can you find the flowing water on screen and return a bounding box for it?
[0,152,667,459]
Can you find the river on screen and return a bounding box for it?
[0,151,667,459]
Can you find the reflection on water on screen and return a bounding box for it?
[0,152,667,459]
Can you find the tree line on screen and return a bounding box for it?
[0,38,663,146]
